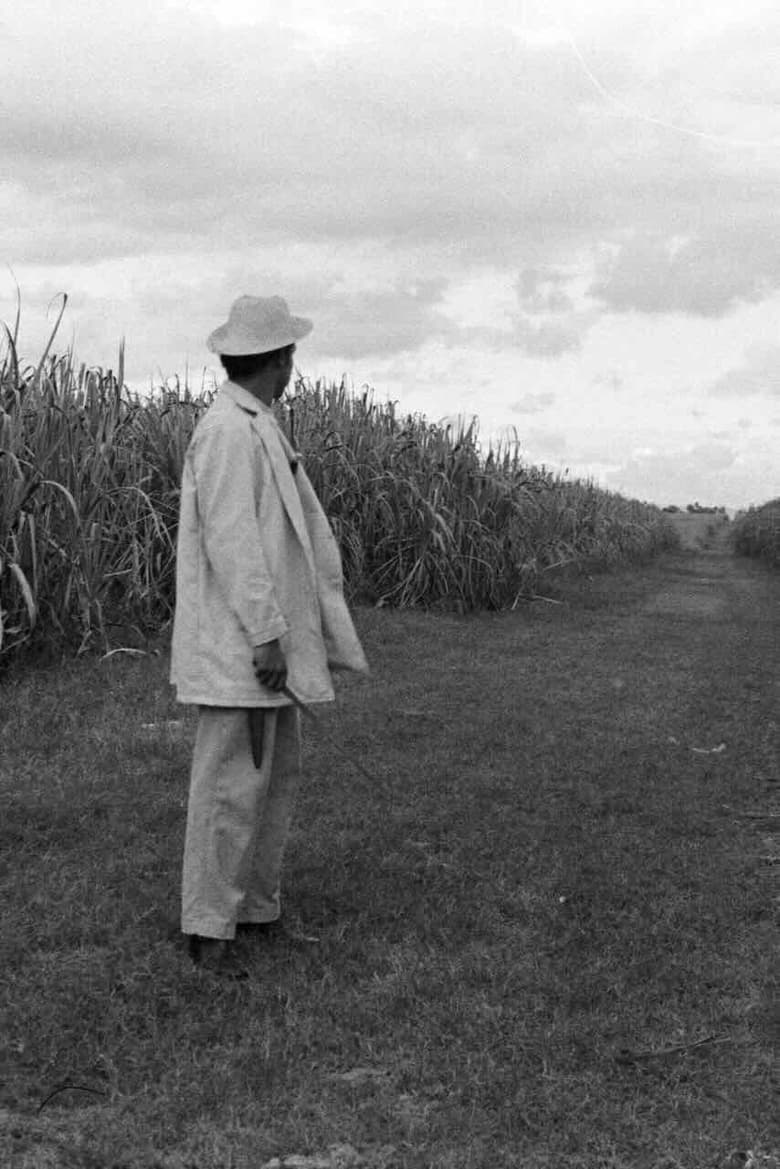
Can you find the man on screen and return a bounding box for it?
[170,294,368,978]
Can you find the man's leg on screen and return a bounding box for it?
[238,705,301,925]
[181,706,275,940]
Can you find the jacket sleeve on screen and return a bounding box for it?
[190,417,288,647]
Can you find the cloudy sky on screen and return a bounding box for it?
[2,0,779,510]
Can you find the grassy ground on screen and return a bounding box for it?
[0,537,777,1169]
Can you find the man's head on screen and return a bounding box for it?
[207,295,312,403]
[219,345,296,400]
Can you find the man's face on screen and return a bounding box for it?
[273,345,296,399]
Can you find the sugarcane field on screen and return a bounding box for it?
[1,315,777,1169]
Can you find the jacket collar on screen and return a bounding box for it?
[220,381,315,567]
[220,379,272,416]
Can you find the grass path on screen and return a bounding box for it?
[0,537,777,1169]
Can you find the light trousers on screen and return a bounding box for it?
[181,705,301,939]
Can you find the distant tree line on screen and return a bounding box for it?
[661,504,728,515]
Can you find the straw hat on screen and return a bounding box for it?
[207,295,313,356]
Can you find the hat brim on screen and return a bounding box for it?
[207,315,313,356]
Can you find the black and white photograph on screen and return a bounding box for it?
[1,2,777,1167]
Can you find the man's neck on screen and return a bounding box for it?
[232,377,275,408]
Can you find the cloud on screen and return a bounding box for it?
[590,225,780,318]
[550,0,780,147]
[592,370,624,392]
[1,0,779,509]
[3,2,774,284]
[516,269,574,315]
[1,16,589,265]
[515,316,586,357]
[0,254,453,375]
[305,279,453,360]
[524,428,569,460]
[447,317,585,359]
[510,392,556,414]
[709,343,780,397]
[605,440,743,507]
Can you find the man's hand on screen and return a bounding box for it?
[252,640,288,692]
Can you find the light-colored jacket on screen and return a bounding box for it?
[170,381,368,707]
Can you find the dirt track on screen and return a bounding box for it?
[644,521,762,620]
